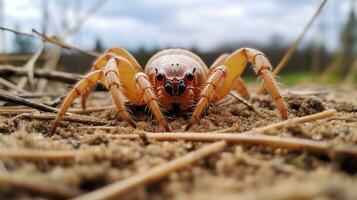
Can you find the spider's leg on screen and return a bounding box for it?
[110,56,170,132]
[81,48,142,109]
[135,72,171,132]
[104,58,136,128]
[52,70,103,134]
[186,48,288,130]
[210,53,250,100]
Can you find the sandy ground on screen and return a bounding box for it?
[0,84,356,200]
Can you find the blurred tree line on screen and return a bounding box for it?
[5,0,356,81]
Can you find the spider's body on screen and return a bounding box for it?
[146,49,207,111]
[52,47,288,133]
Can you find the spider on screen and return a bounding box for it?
[52,48,288,133]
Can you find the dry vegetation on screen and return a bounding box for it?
[0,85,356,200]
[0,0,356,199]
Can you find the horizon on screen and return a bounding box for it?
[0,0,355,53]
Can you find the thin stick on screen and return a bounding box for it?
[68,0,108,35]
[215,109,336,133]
[16,44,45,89]
[0,108,36,114]
[81,125,116,131]
[257,0,328,94]
[0,105,115,115]
[0,64,82,84]
[0,90,58,113]
[0,65,107,92]
[0,77,28,93]
[252,109,336,133]
[12,113,107,126]
[0,26,34,37]
[229,91,256,111]
[32,29,100,57]
[0,172,81,199]
[0,149,79,160]
[71,141,226,200]
[112,132,357,157]
[16,93,61,98]
[0,54,47,62]
[0,26,99,57]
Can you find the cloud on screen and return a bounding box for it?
[0,0,353,53]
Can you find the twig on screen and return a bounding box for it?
[229,91,256,111]
[16,44,45,89]
[252,109,336,134]
[0,65,107,91]
[0,54,47,62]
[113,132,357,157]
[71,141,226,200]
[16,93,61,98]
[0,77,28,93]
[81,125,116,131]
[12,113,107,126]
[0,26,99,57]
[0,108,36,114]
[0,149,79,160]
[257,0,328,94]
[68,0,108,35]
[0,172,81,199]
[215,109,336,133]
[0,64,81,84]
[0,105,115,115]
[0,90,58,113]
[32,29,100,57]
[0,26,33,37]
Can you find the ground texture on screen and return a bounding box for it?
[0,84,356,200]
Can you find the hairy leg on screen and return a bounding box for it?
[186,48,288,130]
[211,53,250,100]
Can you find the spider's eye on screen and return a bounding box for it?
[185,72,194,81]
[156,72,164,81]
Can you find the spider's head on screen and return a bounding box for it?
[154,67,196,97]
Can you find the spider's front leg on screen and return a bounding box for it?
[52,53,170,134]
[186,48,289,130]
[211,53,250,100]
[105,56,170,132]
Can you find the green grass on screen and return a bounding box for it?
[243,71,352,85]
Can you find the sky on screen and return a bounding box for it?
[0,0,355,53]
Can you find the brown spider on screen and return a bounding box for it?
[52,48,288,133]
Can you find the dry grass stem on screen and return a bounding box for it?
[32,29,100,57]
[0,78,28,93]
[215,109,336,133]
[252,109,336,134]
[71,141,226,200]
[257,0,328,94]
[113,132,357,157]
[12,113,107,126]
[16,44,45,89]
[0,54,47,62]
[0,26,98,57]
[229,91,256,111]
[0,90,58,113]
[0,65,82,84]
[0,106,115,115]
